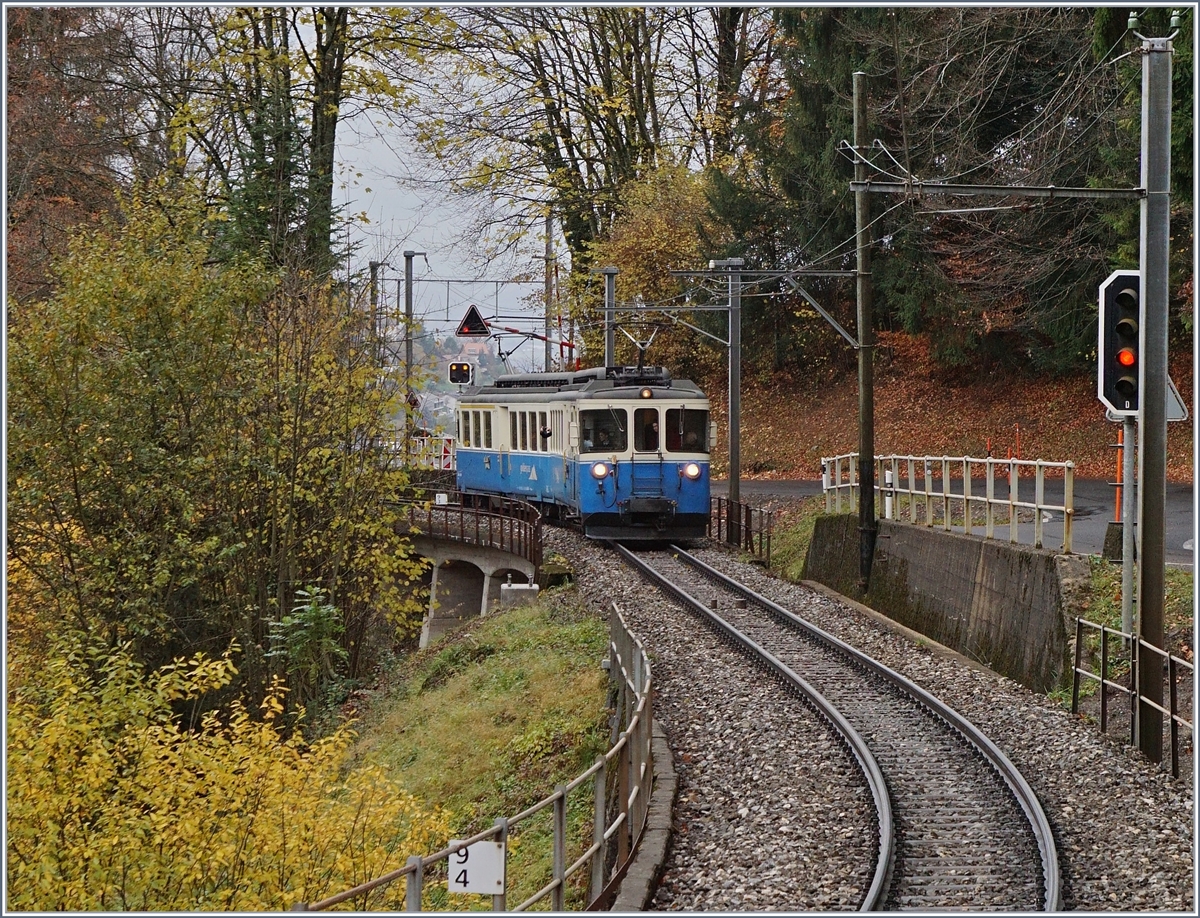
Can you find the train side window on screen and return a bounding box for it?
[520,412,529,451]
[459,411,471,447]
[471,411,481,449]
[538,411,549,452]
[483,411,493,449]
[666,408,708,453]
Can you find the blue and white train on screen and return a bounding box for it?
[454,365,713,540]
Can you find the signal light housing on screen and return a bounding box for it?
[448,361,472,384]
[1097,271,1141,415]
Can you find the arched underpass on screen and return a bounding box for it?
[410,534,536,648]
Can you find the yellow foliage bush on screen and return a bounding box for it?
[6,640,449,911]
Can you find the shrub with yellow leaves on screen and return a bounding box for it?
[5,637,449,911]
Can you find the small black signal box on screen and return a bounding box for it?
[1097,270,1141,416]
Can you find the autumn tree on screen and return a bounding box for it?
[7,636,448,910]
[714,7,1192,375]
[87,6,435,274]
[395,7,775,274]
[7,180,427,706]
[579,164,728,377]
[5,7,129,302]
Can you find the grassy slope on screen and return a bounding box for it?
[707,331,1194,482]
[344,589,610,911]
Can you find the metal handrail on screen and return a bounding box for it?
[709,497,775,562]
[392,491,544,569]
[292,604,653,912]
[1071,617,1194,778]
[823,452,1075,553]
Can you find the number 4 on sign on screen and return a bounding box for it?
[447,839,505,895]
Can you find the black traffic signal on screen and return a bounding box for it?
[448,361,472,384]
[1097,270,1141,415]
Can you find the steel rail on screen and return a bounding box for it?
[667,544,1063,911]
[610,542,895,911]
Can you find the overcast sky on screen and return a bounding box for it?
[336,116,560,372]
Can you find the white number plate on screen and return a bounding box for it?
[446,839,505,895]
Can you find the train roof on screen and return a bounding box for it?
[456,365,706,400]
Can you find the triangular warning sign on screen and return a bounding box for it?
[456,304,490,337]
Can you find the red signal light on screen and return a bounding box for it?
[1117,347,1136,368]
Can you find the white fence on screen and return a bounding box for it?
[823,453,1075,553]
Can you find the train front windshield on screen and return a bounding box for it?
[580,409,628,452]
[665,408,708,453]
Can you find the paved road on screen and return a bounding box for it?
[712,478,1195,568]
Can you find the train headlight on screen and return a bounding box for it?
[591,462,611,480]
[682,462,702,480]
[639,387,653,399]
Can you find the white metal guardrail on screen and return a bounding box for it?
[292,603,653,912]
[822,453,1074,553]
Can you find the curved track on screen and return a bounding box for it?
[614,542,1061,911]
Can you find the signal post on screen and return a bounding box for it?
[1133,29,1174,762]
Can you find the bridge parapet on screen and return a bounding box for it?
[395,490,543,570]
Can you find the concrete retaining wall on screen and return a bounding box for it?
[805,515,1088,693]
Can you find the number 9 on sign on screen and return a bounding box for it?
[447,839,505,895]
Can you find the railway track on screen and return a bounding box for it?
[612,541,1062,911]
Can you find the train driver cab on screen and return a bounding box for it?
[631,408,709,453]
[580,409,628,452]
[663,407,709,453]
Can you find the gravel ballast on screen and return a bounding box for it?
[547,526,1196,912]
